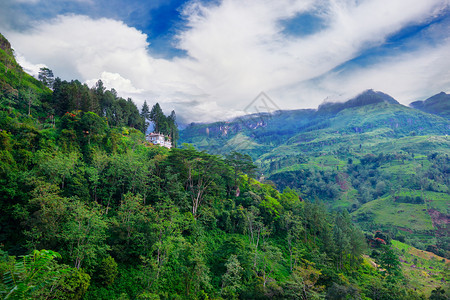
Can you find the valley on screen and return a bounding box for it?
[180,90,450,259]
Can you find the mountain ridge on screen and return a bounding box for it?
[410,91,450,119]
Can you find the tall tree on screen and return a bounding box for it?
[150,103,167,133]
[63,200,109,270]
[38,67,55,89]
[221,254,243,298]
[168,148,231,218]
[140,100,150,133]
[167,110,179,147]
[225,151,257,186]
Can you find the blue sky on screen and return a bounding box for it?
[0,0,449,122]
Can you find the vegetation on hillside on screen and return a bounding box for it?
[0,33,448,299]
[180,90,450,262]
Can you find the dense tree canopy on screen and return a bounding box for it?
[0,33,446,299]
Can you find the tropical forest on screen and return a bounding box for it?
[0,28,449,300]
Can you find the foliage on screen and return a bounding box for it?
[1,249,68,299]
[96,256,118,286]
[0,33,445,299]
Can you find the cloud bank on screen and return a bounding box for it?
[3,0,450,122]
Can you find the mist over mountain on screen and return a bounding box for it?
[317,89,400,114]
[180,90,449,157]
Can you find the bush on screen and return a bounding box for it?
[97,256,118,286]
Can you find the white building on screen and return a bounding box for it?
[146,132,172,149]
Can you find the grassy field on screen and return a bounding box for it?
[424,191,450,214]
[392,240,449,297]
[353,196,434,232]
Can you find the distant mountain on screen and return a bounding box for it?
[180,90,449,160]
[410,92,450,119]
[318,89,399,114]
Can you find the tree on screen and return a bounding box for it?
[49,267,90,300]
[21,88,38,116]
[168,148,231,218]
[38,67,55,89]
[378,245,401,279]
[79,111,107,146]
[37,151,79,189]
[172,241,212,298]
[221,254,243,299]
[284,260,324,300]
[326,283,361,300]
[348,226,367,267]
[149,103,165,133]
[167,110,179,147]
[22,181,70,250]
[51,77,68,115]
[243,206,266,269]
[111,192,152,260]
[282,211,304,271]
[225,151,257,187]
[97,256,118,286]
[141,101,150,133]
[333,211,351,270]
[256,243,282,289]
[63,200,109,270]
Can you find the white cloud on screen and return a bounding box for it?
[85,71,144,96]
[319,42,450,104]
[3,0,450,122]
[14,52,47,77]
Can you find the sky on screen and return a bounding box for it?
[0,0,449,123]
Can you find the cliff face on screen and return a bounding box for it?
[0,33,13,55]
[0,33,20,71]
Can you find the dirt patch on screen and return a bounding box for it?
[428,209,449,228]
[397,227,413,233]
[363,255,378,269]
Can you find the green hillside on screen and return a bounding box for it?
[0,33,52,117]
[180,90,450,260]
[1,32,448,299]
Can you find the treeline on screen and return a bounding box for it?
[1,43,179,143]
[51,79,144,130]
[51,78,179,143]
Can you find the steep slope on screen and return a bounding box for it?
[0,33,51,115]
[0,34,423,300]
[0,33,48,94]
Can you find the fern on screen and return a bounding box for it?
[2,249,67,299]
